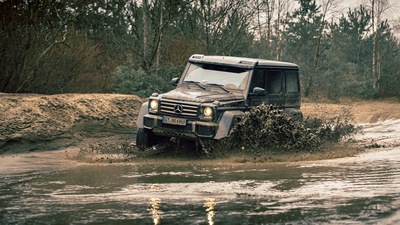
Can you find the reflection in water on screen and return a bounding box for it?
[149,197,162,225]
[204,198,216,225]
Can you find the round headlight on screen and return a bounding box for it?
[149,100,159,110]
[203,107,213,117]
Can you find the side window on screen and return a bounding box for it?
[249,69,266,93]
[267,70,283,94]
[286,70,299,93]
[252,69,299,94]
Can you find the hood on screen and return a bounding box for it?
[160,87,245,103]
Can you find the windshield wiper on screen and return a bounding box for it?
[183,80,206,90]
[208,83,230,93]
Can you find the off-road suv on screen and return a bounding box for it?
[136,54,302,150]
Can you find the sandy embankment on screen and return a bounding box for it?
[0,93,143,153]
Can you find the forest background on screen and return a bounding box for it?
[1,0,399,99]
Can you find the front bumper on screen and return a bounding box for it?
[143,114,218,139]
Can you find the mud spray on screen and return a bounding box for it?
[70,104,360,163]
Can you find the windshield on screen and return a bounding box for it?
[182,63,250,90]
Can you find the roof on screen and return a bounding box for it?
[188,54,299,69]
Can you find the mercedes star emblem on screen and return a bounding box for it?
[174,104,183,114]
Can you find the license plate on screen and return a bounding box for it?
[162,116,187,126]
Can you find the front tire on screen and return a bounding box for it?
[136,128,156,151]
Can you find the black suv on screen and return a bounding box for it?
[136,54,301,150]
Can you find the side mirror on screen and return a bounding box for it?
[252,87,266,96]
[170,77,179,86]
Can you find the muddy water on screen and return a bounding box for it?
[1,121,400,224]
[0,148,400,224]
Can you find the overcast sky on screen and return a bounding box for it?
[320,0,400,36]
[335,0,400,21]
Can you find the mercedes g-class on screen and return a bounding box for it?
[136,54,301,150]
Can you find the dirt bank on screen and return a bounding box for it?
[1,93,399,154]
[0,93,143,153]
[302,98,400,123]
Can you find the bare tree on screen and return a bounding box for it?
[15,9,74,92]
[275,0,292,60]
[369,0,390,93]
[250,0,292,59]
[142,0,149,69]
[255,0,275,46]
[314,0,336,69]
[125,0,169,71]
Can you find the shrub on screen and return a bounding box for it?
[112,64,181,97]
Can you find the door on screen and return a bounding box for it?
[266,70,285,107]
[248,69,266,106]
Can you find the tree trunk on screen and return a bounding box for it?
[142,0,149,70]
[275,0,287,61]
[156,3,163,71]
[371,0,377,90]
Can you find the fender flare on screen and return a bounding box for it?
[214,110,244,139]
[136,102,149,128]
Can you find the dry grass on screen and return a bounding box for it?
[302,98,400,123]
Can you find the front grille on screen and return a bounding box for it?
[160,100,199,118]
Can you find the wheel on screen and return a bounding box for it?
[136,128,156,150]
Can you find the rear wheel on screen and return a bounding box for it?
[136,128,157,150]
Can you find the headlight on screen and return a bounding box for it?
[203,106,213,117]
[149,99,159,111]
